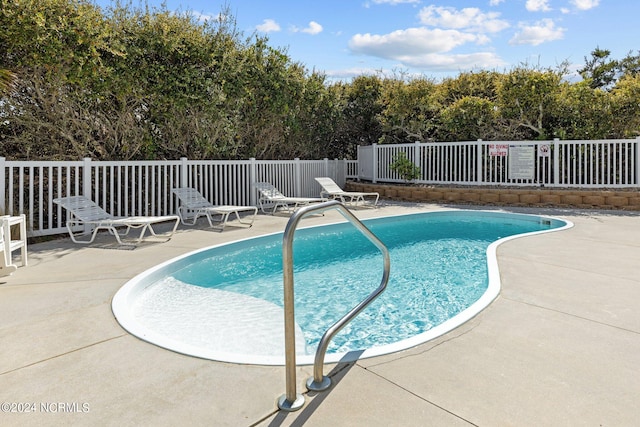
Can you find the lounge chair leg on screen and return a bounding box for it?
[216,213,230,232]
[234,210,255,227]
[67,224,100,244]
[134,220,178,243]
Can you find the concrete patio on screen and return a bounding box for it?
[0,202,638,426]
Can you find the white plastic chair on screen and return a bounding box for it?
[314,177,379,206]
[172,187,257,231]
[2,214,27,267]
[0,216,18,277]
[253,182,325,214]
[53,196,180,245]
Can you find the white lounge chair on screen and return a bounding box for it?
[172,187,257,231]
[0,216,18,277]
[53,196,180,245]
[314,177,379,206]
[253,182,325,214]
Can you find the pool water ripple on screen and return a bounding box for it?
[113,210,570,365]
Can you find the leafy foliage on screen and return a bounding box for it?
[328,75,384,158]
[1,0,639,161]
[389,152,420,182]
[437,96,498,141]
[379,77,439,143]
[551,80,613,139]
[579,47,619,90]
[496,66,563,140]
[611,75,640,137]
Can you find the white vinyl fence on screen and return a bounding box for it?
[359,138,640,188]
[5,139,639,237]
[0,157,351,237]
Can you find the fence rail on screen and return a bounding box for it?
[4,139,640,237]
[358,138,640,188]
[0,157,350,237]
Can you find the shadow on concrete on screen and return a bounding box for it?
[266,350,364,427]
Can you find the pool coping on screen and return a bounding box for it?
[111,209,573,366]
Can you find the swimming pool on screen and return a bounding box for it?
[112,210,571,365]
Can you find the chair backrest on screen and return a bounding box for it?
[253,182,287,199]
[53,196,113,222]
[172,187,213,209]
[314,177,343,194]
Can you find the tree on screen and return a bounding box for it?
[436,96,499,141]
[1,0,341,160]
[2,0,640,161]
[496,66,563,139]
[610,75,640,137]
[551,80,613,139]
[0,0,138,159]
[618,50,640,79]
[329,75,384,157]
[378,77,438,143]
[284,71,342,159]
[0,0,112,84]
[579,47,619,90]
[435,70,500,106]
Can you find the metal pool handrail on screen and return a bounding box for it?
[278,200,391,411]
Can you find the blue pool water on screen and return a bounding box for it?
[112,210,569,365]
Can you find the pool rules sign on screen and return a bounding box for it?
[508,145,535,180]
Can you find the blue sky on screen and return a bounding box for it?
[96,0,635,81]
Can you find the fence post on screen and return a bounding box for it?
[179,157,189,188]
[553,138,560,186]
[372,143,378,183]
[249,158,257,205]
[0,157,5,214]
[414,141,421,181]
[636,137,640,186]
[81,158,93,234]
[294,158,302,197]
[356,145,361,181]
[476,139,483,184]
[344,158,349,181]
[82,158,92,198]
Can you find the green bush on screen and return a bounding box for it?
[389,152,420,182]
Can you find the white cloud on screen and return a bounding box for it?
[325,67,381,80]
[256,19,281,33]
[418,6,510,33]
[489,0,505,5]
[509,19,565,46]
[345,5,516,73]
[189,11,217,23]
[350,28,483,57]
[324,67,425,82]
[348,27,505,71]
[299,21,323,35]
[398,52,506,71]
[526,0,552,12]
[571,0,600,10]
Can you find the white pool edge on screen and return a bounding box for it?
[112,210,574,366]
